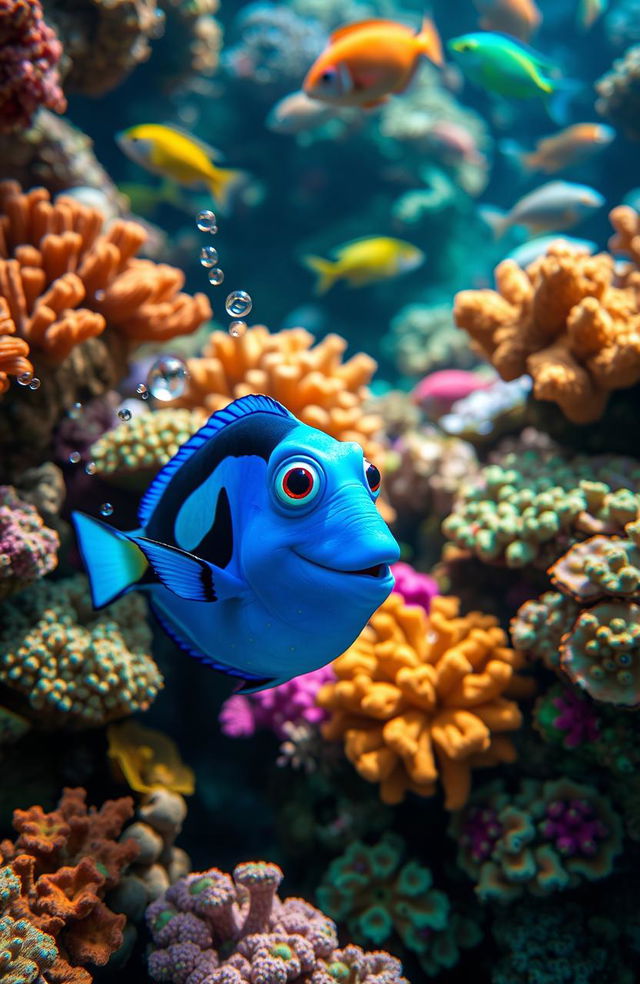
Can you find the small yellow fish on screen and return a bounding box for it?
[116,124,247,210]
[302,236,425,294]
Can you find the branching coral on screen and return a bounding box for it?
[317,833,481,976]
[443,444,640,568]
[0,573,163,728]
[147,860,408,983]
[172,325,383,460]
[453,227,640,423]
[0,484,58,599]
[317,594,531,810]
[0,0,66,133]
[0,787,139,984]
[450,778,623,902]
[219,666,335,740]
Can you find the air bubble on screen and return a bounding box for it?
[17,371,33,386]
[68,451,81,464]
[208,267,224,286]
[100,502,114,517]
[200,245,219,268]
[229,320,247,337]
[136,383,149,399]
[225,290,253,318]
[147,354,189,401]
[68,402,83,419]
[117,407,132,421]
[196,209,217,233]
[29,377,41,390]
[85,461,97,475]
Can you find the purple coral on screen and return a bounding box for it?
[0,0,66,132]
[391,561,439,613]
[539,798,609,859]
[219,666,335,740]
[0,485,59,599]
[458,806,504,864]
[550,689,600,749]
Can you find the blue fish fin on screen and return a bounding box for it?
[233,676,280,695]
[138,394,295,526]
[132,535,244,602]
[546,79,583,127]
[148,598,269,683]
[72,512,148,608]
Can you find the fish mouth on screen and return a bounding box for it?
[295,552,391,579]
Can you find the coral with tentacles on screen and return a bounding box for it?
[317,594,532,810]
[0,0,66,133]
[453,221,640,423]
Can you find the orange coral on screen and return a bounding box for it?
[0,296,33,392]
[609,204,640,264]
[453,214,640,423]
[0,180,211,386]
[171,324,384,460]
[317,594,532,810]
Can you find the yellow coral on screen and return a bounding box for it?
[171,324,384,460]
[107,720,195,795]
[318,594,531,810]
[453,217,640,423]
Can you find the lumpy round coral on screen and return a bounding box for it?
[0,0,66,133]
[0,484,58,599]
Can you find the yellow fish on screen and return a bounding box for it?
[302,236,425,294]
[116,124,247,210]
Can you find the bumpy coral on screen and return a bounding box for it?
[454,231,640,423]
[510,590,579,671]
[317,594,531,810]
[596,44,640,140]
[147,860,408,983]
[0,0,66,133]
[451,778,623,902]
[383,303,481,378]
[0,866,58,983]
[219,666,335,740]
[0,573,163,727]
[561,600,640,706]
[1,787,138,984]
[107,720,195,795]
[90,407,205,488]
[0,484,58,599]
[534,683,600,751]
[443,444,640,568]
[317,833,481,976]
[172,325,383,460]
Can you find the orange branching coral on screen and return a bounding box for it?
[317,594,532,810]
[609,204,640,265]
[172,324,384,460]
[0,180,211,383]
[0,295,32,392]
[453,217,640,423]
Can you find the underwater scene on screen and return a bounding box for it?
[3,0,640,980]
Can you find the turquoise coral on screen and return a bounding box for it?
[0,574,163,727]
[316,834,481,976]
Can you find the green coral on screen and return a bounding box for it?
[316,834,481,976]
[443,447,640,568]
[561,601,640,707]
[550,534,640,602]
[0,868,58,983]
[510,591,578,671]
[0,574,163,728]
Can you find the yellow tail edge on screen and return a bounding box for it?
[302,255,337,295]
[417,15,443,66]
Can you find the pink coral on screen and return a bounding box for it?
[0,0,66,133]
[412,369,492,415]
[0,484,58,599]
[390,561,439,613]
[219,666,335,740]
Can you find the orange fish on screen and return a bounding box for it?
[472,0,541,41]
[302,16,443,110]
[520,122,615,173]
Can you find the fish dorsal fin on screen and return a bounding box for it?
[159,122,226,161]
[329,18,408,42]
[138,394,294,527]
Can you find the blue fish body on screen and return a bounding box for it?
[72,394,400,691]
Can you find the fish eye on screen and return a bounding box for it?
[320,69,335,83]
[274,458,322,507]
[363,459,381,498]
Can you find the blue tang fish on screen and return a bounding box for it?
[72,395,400,692]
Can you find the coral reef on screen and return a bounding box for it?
[107,720,195,795]
[317,833,481,976]
[0,574,163,728]
[0,484,58,599]
[0,181,211,475]
[596,44,640,140]
[443,443,640,569]
[390,561,438,613]
[439,376,531,443]
[0,0,66,133]
[454,230,640,423]
[220,666,335,741]
[317,594,531,809]
[147,860,409,983]
[451,778,623,902]
[0,866,58,983]
[0,786,139,983]
[172,325,383,461]
[383,303,480,378]
[154,0,222,90]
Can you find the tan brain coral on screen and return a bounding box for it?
[172,324,384,459]
[317,594,532,810]
[453,215,640,423]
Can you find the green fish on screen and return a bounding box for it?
[447,32,563,101]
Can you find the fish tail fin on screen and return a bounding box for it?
[416,14,443,66]
[207,167,248,211]
[545,79,583,127]
[72,512,148,608]
[302,254,337,294]
[478,205,510,239]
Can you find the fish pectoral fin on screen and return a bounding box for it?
[233,676,280,695]
[133,536,244,602]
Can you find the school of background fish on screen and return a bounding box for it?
[1,0,640,980]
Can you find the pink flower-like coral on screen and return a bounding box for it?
[0,0,66,132]
[219,666,335,740]
[0,484,58,599]
[391,561,439,612]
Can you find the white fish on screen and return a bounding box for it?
[266,91,338,135]
[480,180,605,237]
